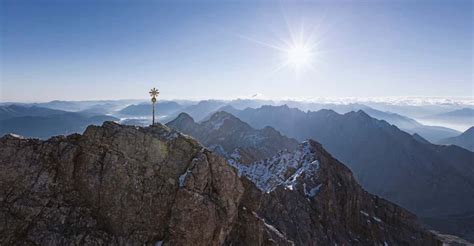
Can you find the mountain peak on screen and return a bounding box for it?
[227,136,440,245]
[175,112,195,123]
[208,110,235,120]
[463,126,474,135]
[412,133,430,144]
[261,104,290,111]
[0,121,442,244]
[218,104,238,113]
[355,109,371,118]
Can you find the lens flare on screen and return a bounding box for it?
[232,26,321,76]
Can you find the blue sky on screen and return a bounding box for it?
[1,0,472,102]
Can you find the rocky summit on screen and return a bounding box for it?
[0,122,440,245]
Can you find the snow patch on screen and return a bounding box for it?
[178,170,190,187]
[304,183,322,197]
[230,149,241,160]
[166,132,179,140]
[7,133,25,139]
[252,211,286,239]
[210,115,230,129]
[360,211,369,217]
[372,216,382,223]
[209,144,226,156]
[229,141,320,193]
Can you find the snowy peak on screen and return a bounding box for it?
[230,140,322,194]
[229,137,441,244]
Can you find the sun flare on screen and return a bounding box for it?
[234,21,322,76]
[286,43,312,71]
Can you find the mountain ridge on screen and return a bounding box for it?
[167,111,299,163]
[220,104,474,240]
[0,121,441,245]
[437,127,474,152]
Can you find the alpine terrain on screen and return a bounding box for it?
[0,122,441,245]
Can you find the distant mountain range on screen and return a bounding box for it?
[215,105,474,240]
[438,127,474,152]
[34,99,141,112]
[7,99,468,140]
[0,105,117,139]
[229,103,461,142]
[434,108,474,118]
[118,101,184,117]
[420,108,474,132]
[358,107,460,142]
[1,99,468,143]
[117,100,226,123]
[0,104,65,120]
[161,101,461,142]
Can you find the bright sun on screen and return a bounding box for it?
[235,22,321,75]
[286,43,312,70]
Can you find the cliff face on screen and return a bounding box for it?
[0,122,243,245]
[0,122,440,245]
[227,140,440,245]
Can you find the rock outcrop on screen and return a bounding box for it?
[0,122,243,245]
[0,122,441,245]
[227,140,441,245]
[221,105,474,241]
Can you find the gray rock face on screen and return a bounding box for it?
[0,122,440,245]
[227,140,441,245]
[0,122,243,245]
[222,105,474,237]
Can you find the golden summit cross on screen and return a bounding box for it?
[149,87,159,125]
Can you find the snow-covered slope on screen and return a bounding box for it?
[229,141,321,194]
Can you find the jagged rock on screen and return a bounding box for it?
[0,122,243,245]
[0,122,441,245]
[226,140,441,245]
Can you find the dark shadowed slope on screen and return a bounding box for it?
[218,103,460,142]
[412,133,431,144]
[0,122,440,245]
